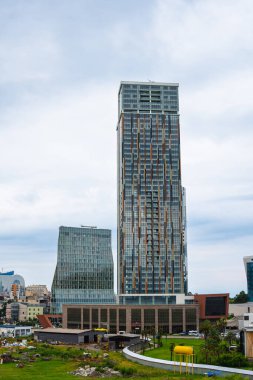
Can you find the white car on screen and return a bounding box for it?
[188,330,199,336]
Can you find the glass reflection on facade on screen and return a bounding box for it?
[51,226,115,313]
[117,81,187,302]
[244,256,253,302]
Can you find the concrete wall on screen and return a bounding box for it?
[123,346,253,378]
[34,332,81,344]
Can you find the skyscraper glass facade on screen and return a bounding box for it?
[117,81,187,303]
[51,226,115,313]
[182,187,188,294]
[244,256,253,302]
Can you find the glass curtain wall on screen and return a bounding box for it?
[51,226,115,313]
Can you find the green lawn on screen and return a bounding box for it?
[144,337,252,371]
[0,359,77,380]
[0,344,206,380]
[144,337,204,362]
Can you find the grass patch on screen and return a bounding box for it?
[144,337,203,362]
[0,340,212,379]
[0,359,78,380]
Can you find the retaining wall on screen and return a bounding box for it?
[123,344,253,378]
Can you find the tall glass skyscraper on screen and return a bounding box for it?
[51,226,115,313]
[117,81,187,304]
[244,256,253,302]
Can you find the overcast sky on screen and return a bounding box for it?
[1,0,253,296]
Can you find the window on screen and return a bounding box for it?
[205,297,226,316]
[67,308,81,329]
[101,309,107,323]
[83,308,90,329]
[110,309,117,324]
[144,309,155,325]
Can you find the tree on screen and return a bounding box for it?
[232,291,248,304]
[0,300,13,323]
[149,326,156,347]
[199,320,212,341]
[169,342,175,360]
[224,331,236,346]
[201,327,221,364]
[216,318,227,334]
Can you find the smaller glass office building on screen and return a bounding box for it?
[51,226,115,313]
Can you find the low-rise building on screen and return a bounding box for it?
[6,303,27,322]
[239,313,253,330]
[229,302,253,317]
[6,302,44,322]
[27,305,44,320]
[106,333,140,350]
[62,294,229,334]
[0,324,32,337]
[194,293,229,320]
[62,303,199,334]
[34,328,102,344]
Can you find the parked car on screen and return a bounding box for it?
[188,330,199,336]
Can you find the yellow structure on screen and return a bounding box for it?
[173,346,194,375]
[174,346,193,355]
[94,328,107,332]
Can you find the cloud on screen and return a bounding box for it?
[152,0,253,71]
[188,234,250,295]
[0,83,118,233]
[0,0,253,296]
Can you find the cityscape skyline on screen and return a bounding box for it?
[1,0,253,296]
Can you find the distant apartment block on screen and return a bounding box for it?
[0,271,25,299]
[26,285,49,299]
[6,303,27,322]
[6,302,44,322]
[51,226,115,313]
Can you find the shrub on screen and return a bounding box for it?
[104,358,116,368]
[225,375,249,380]
[95,366,105,373]
[119,366,136,376]
[216,353,248,368]
[62,347,83,358]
